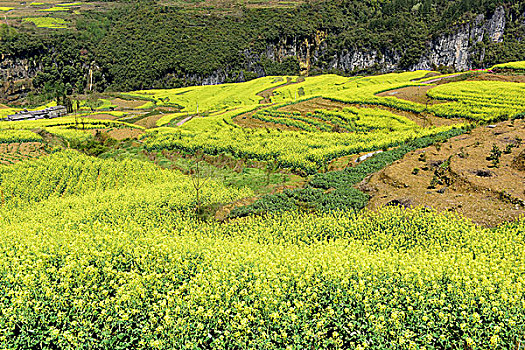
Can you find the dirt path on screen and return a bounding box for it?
[176,116,193,126]
[257,77,304,104]
[419,73,463,84]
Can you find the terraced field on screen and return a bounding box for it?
[363,119,525,226]
[137,70,523,174]
[0,141,45,165]
[0,63,524,349]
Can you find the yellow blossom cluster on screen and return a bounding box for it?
[0,151,523,348]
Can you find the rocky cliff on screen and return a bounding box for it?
[0,5,521,97]
[0,55,42,102]
[412,6,507,71]
[299,5,509,73]
[183,5,518,85]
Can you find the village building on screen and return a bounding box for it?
[4,106,68,122]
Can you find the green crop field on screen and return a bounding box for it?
[22,17,68,28]
[492,61,525,71]
[1,63,525,349]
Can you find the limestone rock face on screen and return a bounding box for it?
[0,56,41,102]
[0,6,520,93]
[0,56,41,81]
[254,5,512,76]
[412,6,507,71]
[328,48,401,73]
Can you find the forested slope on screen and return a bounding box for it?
[0,0,524,98]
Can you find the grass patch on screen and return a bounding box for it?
[22,17,68,28]
[38,6,71,11]
[57,2,82,6]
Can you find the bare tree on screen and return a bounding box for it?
[74,100,80,129]
[189,153,213,213]
[265,159,280,186]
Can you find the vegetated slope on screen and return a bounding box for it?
[362,118,525,226]
[3,67,522,226]
[130,67,525,225]
[1,0,524,99]
[0,149,524,349]
[141,69,525,176]
[167,0,305,8]
[0,66,524,348]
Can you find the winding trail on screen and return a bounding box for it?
[256,77,304,104]
[176,116,193,126]
[419,73,462,84]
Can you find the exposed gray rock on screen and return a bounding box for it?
[0,56,42,101]
[356,150,383,163]
[328,48,401,73]
[410,6,506,71]
[254,6,510,76]
[487,6,506,43]
[0,6,518,95]
[0,55,42,81]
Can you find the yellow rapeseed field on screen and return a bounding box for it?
[0,150,523,349]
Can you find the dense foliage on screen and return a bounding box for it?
[230,127,466,218]
[0,0,523,93]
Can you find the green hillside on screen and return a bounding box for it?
[0,27,524,348]
[1,0,523,96]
